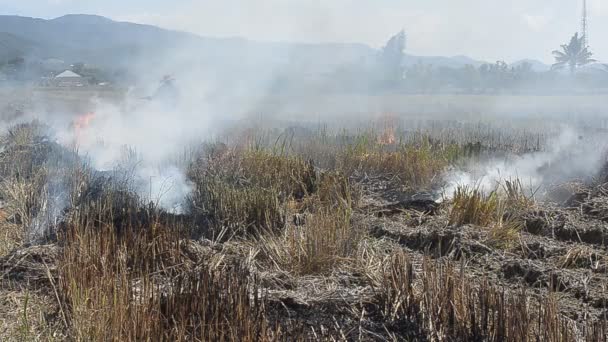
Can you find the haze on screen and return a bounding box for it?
[2,0,607,63]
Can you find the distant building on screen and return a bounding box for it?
[54,70,84,87]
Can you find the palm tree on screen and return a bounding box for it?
[552,33,596,74]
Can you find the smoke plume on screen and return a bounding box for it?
[443,126,608,199]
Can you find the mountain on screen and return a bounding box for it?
[0,32,40,62]
[0,14,377,71]
[0,14,496,78]
[0,14,202,66]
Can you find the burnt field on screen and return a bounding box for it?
[0,112,607,341]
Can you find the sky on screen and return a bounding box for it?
[1,0,607,63]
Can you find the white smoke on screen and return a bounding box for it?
[443,126,607,198]
[55,93,212,213]
[135,165,193,213]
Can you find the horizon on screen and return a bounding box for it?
[0,13,548,66]
[0,12,600,66]
[1,3,608,341]
[1,1,607,64]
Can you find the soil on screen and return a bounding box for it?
[1,176,607,340]
[258,178,608,338]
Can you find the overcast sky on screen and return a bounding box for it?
[1,0,607,63]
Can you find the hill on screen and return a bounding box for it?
[0,32,42,62]
[0,14,491,73]
[0,14,375,70]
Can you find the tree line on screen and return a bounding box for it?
[345,30,608,94]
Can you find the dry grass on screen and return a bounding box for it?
[503,178,536,210]
[302,170,359,211]
[256,206,362,276]
[0,220,21,257]
[0,288,65,341]
[0,171,47,232]
[252,171,363,276]
[282,129,466,190]
[373,252,605,341]
[236,149,316,200]
[190,145,316,199]
[58,197,284,341]
[339,137,456,190]
[559,246,607,270]
[0,121,606,341]
[449,183,528,248]
[486,219,523,249]
[0,122,85,243]
[187,146,318,240]
[449,185,500,227]
[189,176,285,239]
[0,125,292,341]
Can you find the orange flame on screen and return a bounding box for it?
[72,112,96,145]
[377,114,398,145]
[378,128,396,145]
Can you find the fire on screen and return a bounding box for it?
[378,128,396,145]
[72,112,96,145]
[377,114,398,145]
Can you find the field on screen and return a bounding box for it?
[0,93,607,341]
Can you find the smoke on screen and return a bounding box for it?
[135,165,193,213]
[2,13,608,217]
[442,126,608,199]
[53,90,215,213]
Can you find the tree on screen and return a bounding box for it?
[512,62,536,88]
[479,61,512,92]
[2,57,26,80]
[71,62,85,74]
[406,62,437,93]
[460,64,480,92]
[379,30,407,83]
[552,33,595,74]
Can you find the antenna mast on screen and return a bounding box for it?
[582,0,589,47]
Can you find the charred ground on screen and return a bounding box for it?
[0,119,607,341]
